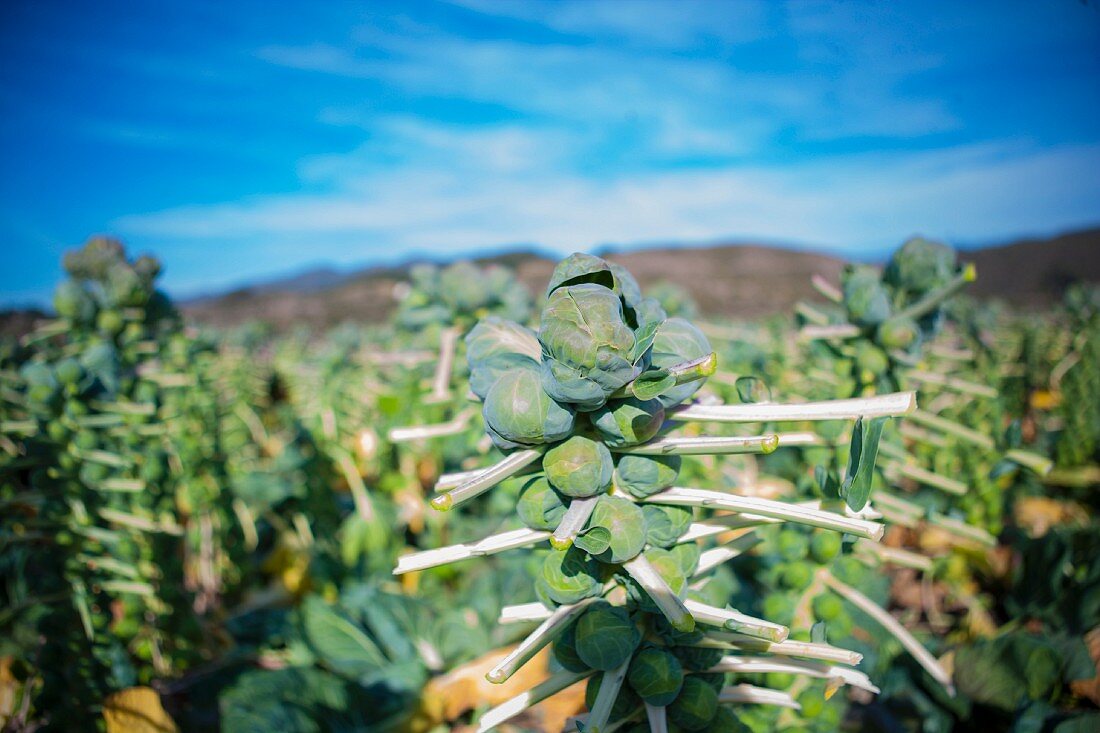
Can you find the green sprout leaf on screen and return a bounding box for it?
[840,416,888,512]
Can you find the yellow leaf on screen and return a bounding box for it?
[103,687,178,733]
[1029,390,1060,410]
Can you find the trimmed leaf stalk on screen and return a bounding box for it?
[614,433,779,456]
[644,702,668,733]
[700,631,862,666]
[822,571,955,695]
[475,669,593,733]
[622,554,695,633]
[394,527,550,575]
[644,487,885,540]
[425,325,460,404]
[798,324,861,342]
[584,656,632,733]
[854,538,934,572]
[693,533,762,576]
[684,599,788,642]
[904,368,998,399]
[670,391,916,423]
[884,459,968,496]
[718,684,800,709]
[709,655,879,694]
[551,495,600,549]
[906,408,996,450]
[487,598,600,683]
[387,407,475,443]
[431,448,543,510]
[811,274,844,303]
[894,263,977,321]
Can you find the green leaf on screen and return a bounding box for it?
[841,416,888,512]
[574,526,612,555]
[300,596,388,678]
[735,376,770,404]
[631,370,676,401]
[810,621,828,645]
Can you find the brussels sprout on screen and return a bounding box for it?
[515,475,569,531]
[543,436,613,498]
[585,671,641,723]
[812,594,844,621]
[591,397,665,447]
[876,316,920,350]
[574,602,641,670]
[776,529,808,561]
[53,281,96,323]
[643,504,693,548]
[627,646,684,706]
[553,622,591,672]
[546,253,616,296]
[809,531,842,563]
[614,454,681,498]
[780,562,813,589]
[482,367,575,449]
[648,318,711,407]
[841,265,892,327]
[667,675,718,730]
[539,284,641,410]
[586,496,647,564]
[440,261,493,313]
[883,237,956,294]
[693,672,726,693]
[623,548,687,614]
[669,542,701,576]
[853,341,889,380]
[670,645,724,672]
[797,689,826,719]
[540,547,602,605]
[469,352,538,400]
[709,707,751,733]
[466,317,541,366]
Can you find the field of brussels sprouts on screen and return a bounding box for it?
[2,236,1099,733]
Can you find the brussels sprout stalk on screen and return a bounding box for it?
[424,325,460,404]
[670,390,916,423]
[387,407,475,443]
[684,599,789,642]
[884,460,968,496]
[710,655,880,694]
[498,602,557,624]
[551,495,601,549]
[893,263,977,322]
[611,352,718,399]
[904,368,998,398]
[906,408,996,449]
[431,448,543,510]
[584,656,632,733]
[718,684,800,709]
[622,554,695,632]
[487,598,599,683]
[822,571,955,695]
[854,538,934,571]
[798,324,861,341]
[475,668,593,733]
[1004,449,1054,476]
[644,702,669,733]
[701,631,863,665]
[811,274,844,303]
[693,533,763,576]
[643,487,885,540]
[394,527,550,574]
[614,433,779,456]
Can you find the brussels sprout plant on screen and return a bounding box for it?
[394,253,919,732]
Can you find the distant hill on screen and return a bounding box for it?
[181,227,1100,331]
[5,227,1098,336]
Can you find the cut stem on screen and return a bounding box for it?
[475,669,592,733]
[644,487,884,540]
[822,571,954,695]
[586,657,632,733]
[425,325,460,404]
[701,631,862,665]
[431,448,543,511]
[684,599,788,642]
[623,554,695,633]
[906,409,995,450]
[644,703,668,733]
[894,264,977,322]
[486,599,598,683]
[711,656,879,694]
[394,527,549,575]
[615,434,779,456]
[718,684,801,709]
[550,495,600,550]
[798,324,861,342]
[670,391,916,423]
[387,407,475,443]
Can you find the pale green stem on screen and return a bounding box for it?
[644,487,884,540]
[644,703,668,733]
[811,274,843,303]
[431,448,543,510]
[905,369,998,399]
[798,324,861,341]
[551,496,600,550]
[623,554,695,632]
[684,599,788,642]
[885,460,968,496]
[394,527,550,575]
[670,391,916,423]
[699,631,862,665]
[822,571,955,695]
[614,434,779,456]
[894,264,976,322]
[475,669,593,733]
[718,684,800,709]
[487,599,598,683]
[906,409,995,450]
[585,657,632,733]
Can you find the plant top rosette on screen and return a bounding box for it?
[394,253,916,733]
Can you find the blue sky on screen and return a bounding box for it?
[2,0,1099,306]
